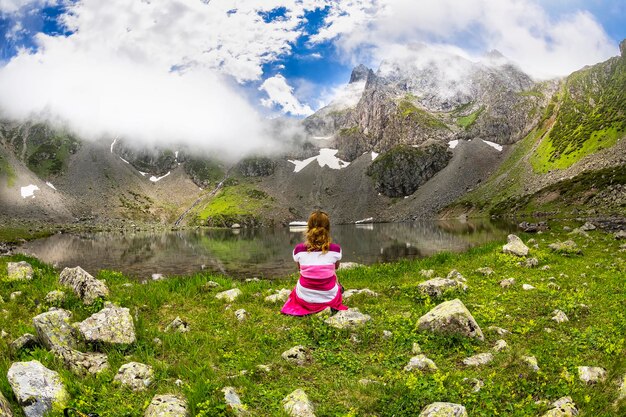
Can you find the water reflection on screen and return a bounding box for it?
[16,219,514,280]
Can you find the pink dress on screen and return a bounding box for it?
[281,242,348,316]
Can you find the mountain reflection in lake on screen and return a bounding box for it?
[17,219,514,280]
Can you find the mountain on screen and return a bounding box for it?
[1,42,624,228]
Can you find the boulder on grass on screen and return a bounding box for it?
[76,303,136,345]
[32,309,78,350]
[144,394,188,417]
[324,308,371,329]
[59,266,109,305]
[6,262,33,281]
[417,299,483,341]
[7,360,68,417]
[418,278,467,297]
[282,389,315,417]
[541,396,578,417]
[502,235,529,257]
[114,362,154,391]
[51,346,109,376]
[419,402,467,417]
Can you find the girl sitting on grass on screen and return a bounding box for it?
[281,210,348,316]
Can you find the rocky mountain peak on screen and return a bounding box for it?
[620,38,626,57]
[485,49,505,59]
[349,64,371,83]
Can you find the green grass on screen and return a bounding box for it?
[0,153,16,187]
[397,100,448,130]
[0,227,56,244]
[1,229,626,416]
[456,107,485,129]
[193,183,274,226]
[531,126,622,173]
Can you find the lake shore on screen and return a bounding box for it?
[1,224,626,416]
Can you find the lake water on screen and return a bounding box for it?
[17,219,515,280]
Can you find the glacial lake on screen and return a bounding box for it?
[17,219,516,280]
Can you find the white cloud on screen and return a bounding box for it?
[0,0,52,13]
[0,0,332,156]
[259,74,314,116]
[311,0,619,79]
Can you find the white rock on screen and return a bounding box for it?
[324,308,371,329]
[404,355,438,372]
[235,309,248,322]
[264,289,291,303]
[462,352,493,367]
[577,366,606,384]
[500,278,515,288]
[342,288,378,299]
[59,266,109,305]
[282,345,309,365]
[77,304,136,344]
[463,378,484,393]
[417,299,483,341]
[493,339,509,352]
[6,262,34,281]
[114,362,154,391]
[222,387,249,416]
[7,360,69,417]
[144,394,189,417]
[32,309,78,350]
[282,389,315,417]
[418,402,467,417]
[552,310,569,323]
[522,355,539,371]
[522,284,535,290]
[216,288,243,302]
[165,316,189,333]
[502,234,529,257]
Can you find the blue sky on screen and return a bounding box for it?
[0,0,623,154]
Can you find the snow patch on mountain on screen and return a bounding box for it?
[288,148,350,173]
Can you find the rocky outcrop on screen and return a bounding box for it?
[59,266,109,305]
[114,362,154,391]
[282,389,315,417]
[366,144,452,197]
[76,304,136,345]
[417,299,484,340]
[32,309,78,350]
[7,360,69,417]
[6,261,33,281]
[51,346,109,376]
[418,402,467,417]
[236,157,276,177]
[144,395,189,417]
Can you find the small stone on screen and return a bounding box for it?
[6,261,34,281]
[144,394,189,417]
[411,342,422,354]
[577,366,606,384]
[463,377,484,392]
[282,389,315,417]
[547,282,561,290]
[234,309,248,322]
[0,390,12,417]
[615,230,626,240]
[350,333,361,343]
[9,291,22,300]
[541,265,551,270]
[522,355,539,371]
[420,269,435,278]
[476,267,494,276]
[342,288,378,299]
[0,329,7,338]
[175,379,183,387]
[462,352,493,367]
[418,278,467,297]
[404,354,438,372]
[382,330,393,339]
[548,240,582,255]
[521,257,539,268]
[282,345,309,365]
[500,278,515,288]
[165,316,190,333]
[264,288,291,303]
[446,270,466,282]
[244,278,260,283]
[544,328,554,333]
[9,334,39,355]
[51,346,109,376]
[256,364,271,373]
[522,284,535,290]
[541,396,578,417]
[44,290,65,304]
[222,387,249,416]
[503,234,529,257]
[114,362,154,391]
[151,273,164,281]
[216,288,243,302]
[493,339,508,352]
[325,308,371,329]
[7,360,69,417]
[122,283,133,287]
[153,337,162,346]
[552,310,569,323]
[204,281,220,288]
[338,262,363,270]
[358,378,379,386]
[580,222,596,231]
[314,307,332,318]
[418,402,467,417]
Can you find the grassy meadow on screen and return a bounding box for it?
[1,226,626,416]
